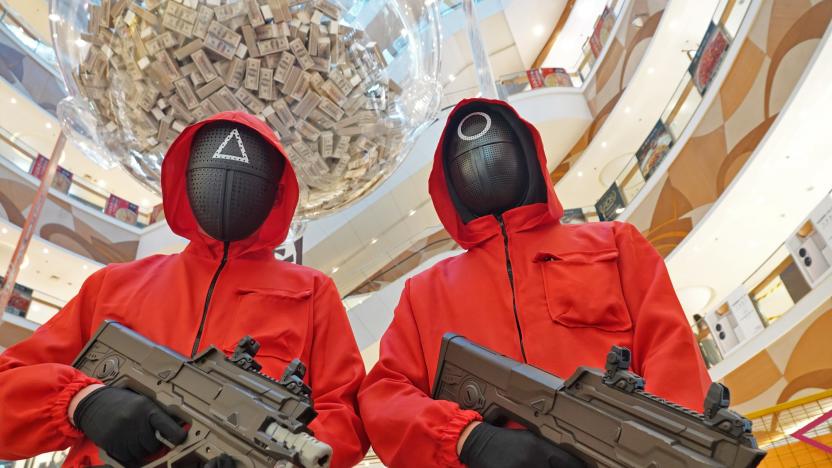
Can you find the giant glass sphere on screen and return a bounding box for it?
[50,0,442,218]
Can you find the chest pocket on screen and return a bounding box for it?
[221,287,313,375]
[535,250,632,332]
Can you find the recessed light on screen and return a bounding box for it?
[43,248,49,254]
[408,209,416,217]
[0,227,7,234]
[10,98,16,104]
[624,107,631,113]
[447,74,456,82]
[46,122,52,129]
[370,238,378,245]
[647,67,655,74]
[82,264,88,270]
[532,25,545,37]
[331,266,339,273]
[577,171,583,177]
[48,13,61,22]
[601,141,607,148]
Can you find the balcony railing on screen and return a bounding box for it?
[561,0,755,223]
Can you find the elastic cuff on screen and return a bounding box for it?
[47,373,103,439]
[436,408,483,467]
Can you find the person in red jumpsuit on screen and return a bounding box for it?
[0,112,369,468]
[358,98,711,468]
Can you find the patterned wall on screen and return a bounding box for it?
[0,159,140,264]
[551,0,668,183]
[627,0,832,257]
[722,299,832,416]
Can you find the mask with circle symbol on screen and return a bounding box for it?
[443,104,545,221]
[187,121,285,242]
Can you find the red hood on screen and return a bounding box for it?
[428,98,564,249]
[162,111,299,254]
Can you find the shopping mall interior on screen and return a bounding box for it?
[0,0,830,467]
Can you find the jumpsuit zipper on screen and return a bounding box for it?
[495,214,528,363]
[191,241,230,357]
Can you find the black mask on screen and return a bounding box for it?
[187,121,284,241]
[444,103,546,221]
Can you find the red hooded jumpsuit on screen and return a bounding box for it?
[0,112,369,468]
[358,98,711,468]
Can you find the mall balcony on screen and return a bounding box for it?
[0,0,831,466]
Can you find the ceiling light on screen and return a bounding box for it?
[601,141,607,148]
[0,227,7,234]
[43,248,49,254]
[447,74,456,82]
[624,107,631,113]
[82,264,88,270]
[647,67,655,75]
[97,180,107,188]
[577,171,583,177]
[331,266,339,273]
[532,25,545,37]
[46,122,52,129]
[48,13,61,22]
[370,238,378,245]
[10,98,16,104]
[408,209,416,217]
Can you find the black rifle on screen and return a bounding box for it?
[433,333,765,467]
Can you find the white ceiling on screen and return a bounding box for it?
[501,0,569,69]
[661,31,832,321]
[541,0,610,70]
[1,0,51,42]
[555,0,722,209]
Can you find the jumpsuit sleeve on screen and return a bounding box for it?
[0,268,106,460]
[306,277,370,468]
[358,280,482,468]
[613,222,711,412]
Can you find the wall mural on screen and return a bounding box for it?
[628,0,832,257]
[550,0,667,183]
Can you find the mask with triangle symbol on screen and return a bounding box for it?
[186,121,284,241]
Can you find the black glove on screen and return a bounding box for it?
[203,454,235,468]
[73,386,187,466]
[459,422,585,468]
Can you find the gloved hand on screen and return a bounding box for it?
[459,422,585,468]
[73,386,187,466]
[204,454,235,468]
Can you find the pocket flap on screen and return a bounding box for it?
[534,249,618,264]
[235,287,313,301]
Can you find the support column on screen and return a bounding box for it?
[463,0,499,99]
[0,133,67,322]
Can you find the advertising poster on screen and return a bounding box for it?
[726,286,766,341]
[560,208,587,225]
[589,7,615,57]
[635,120,674,180]
[689,22,730,94]
[105,194,139,225]
[526,68,572,89]
[0,277,33,318]
[149,203,165,224]
[786,196,832,287]
[29,154,74,194]
[595,182,626,221]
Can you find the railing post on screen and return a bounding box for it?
[0,132,67,322]
[462,0,499,99]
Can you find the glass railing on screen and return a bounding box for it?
[687,190,832,369]
[0,4,59,74]
[0,127,156,227]
[493,0,627,97]
[561,0,755,223]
